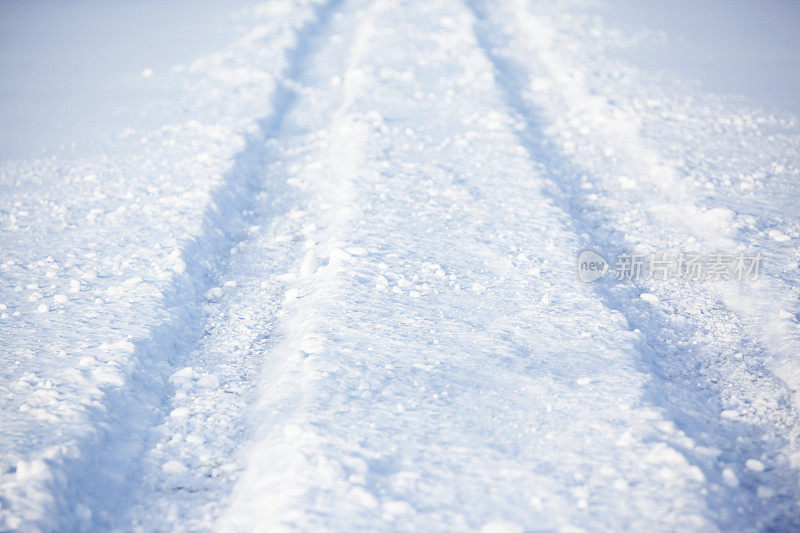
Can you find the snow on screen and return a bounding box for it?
[0,0,256,161]
[594,0,800,114]
[2,0,800,531]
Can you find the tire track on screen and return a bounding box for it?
[1,1,347,530]
[466,0,800,528]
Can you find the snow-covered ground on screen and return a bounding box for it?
[1,0,799,531]
[0,0,255,161]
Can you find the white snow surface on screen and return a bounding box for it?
[2,0,800,531]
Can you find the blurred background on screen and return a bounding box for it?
[1,0,798,163]
[0,0,254,161]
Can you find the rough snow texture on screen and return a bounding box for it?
[2,0,800,531]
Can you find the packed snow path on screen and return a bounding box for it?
[2,0,800,531]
